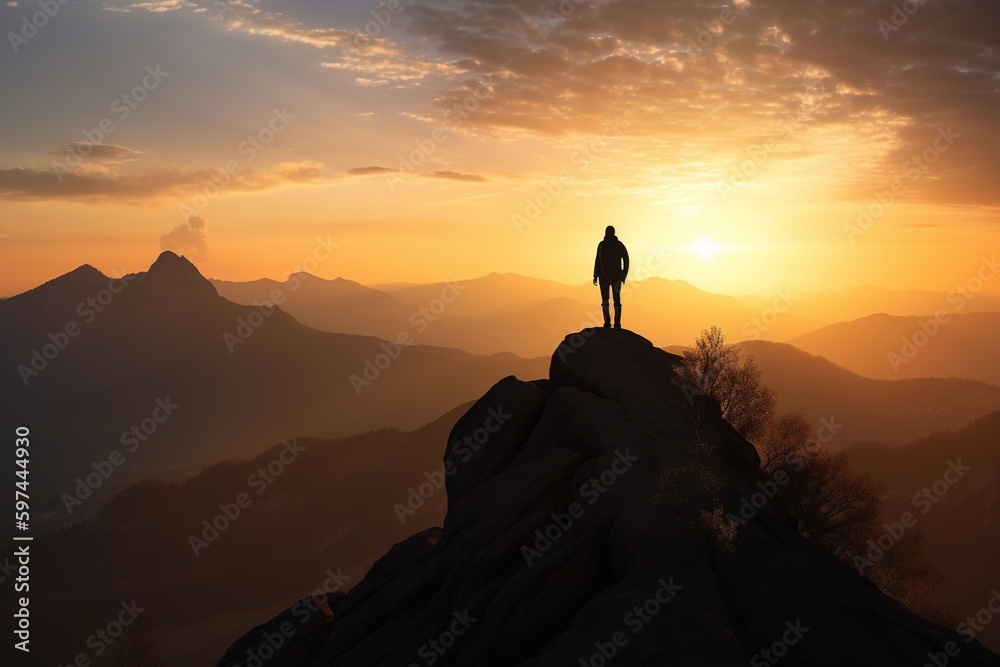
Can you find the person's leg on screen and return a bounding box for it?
[599,278,611,327]
[612,280,623,327]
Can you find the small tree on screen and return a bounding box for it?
[756,410,813,473]
[755,411,951,624]
[862,533,954,626]
[674,327,951,624]
[675,326,776,439]
[758,414,882,558]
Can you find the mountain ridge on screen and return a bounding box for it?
[0,253,548,533]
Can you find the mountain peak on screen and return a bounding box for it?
[0,263,111,314]
[45,263,109,293]
[69,263,105,278]
[141,251,219,317]
[150,249,198,273]
[219,329,995,666]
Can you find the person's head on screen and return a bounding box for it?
[605,225,615,237]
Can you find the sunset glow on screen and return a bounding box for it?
[5,3,1000,663]
[0,1,997,299]
[693,237,722,262]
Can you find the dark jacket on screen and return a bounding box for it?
[594,235,629,281]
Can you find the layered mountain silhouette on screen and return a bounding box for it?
[739,340,1000,448]
[0,252,546,530]
[213,272,824,357]
[791,312,1000,384]
[213,271,1000,362]
[741,285,1000,324]
[211,274,416,338]
[219,330,1000,666]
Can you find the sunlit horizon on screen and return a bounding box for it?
[2,0,997,299]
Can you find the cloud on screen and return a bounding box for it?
[50,143,143,161]
[346,165,488,183]
[394,0,1000,206]
[346,166,396,176]
[424,170,488,182]
[320,52,455,88]
[89,0,1000,207]
[104,0,195,12]
[0,161,332,203]
[160,216,208,258]
[105,0,455,87]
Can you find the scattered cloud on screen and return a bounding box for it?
[33,0,1000,207]
[425,170,488,183]
[105,0,455,87]
[160,216,208,258]
[50,143,144,161]
[346,165,488,183]
[346,166,396,176]
[395,0,1000,205]
[103,0,196,12]
[0,161,332,203]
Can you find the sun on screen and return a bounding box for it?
[693,237,721,262]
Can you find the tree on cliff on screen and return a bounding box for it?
[756,411,881,557]
[755,410,954,625]
[675,326,952,625]
[674,325,775,440]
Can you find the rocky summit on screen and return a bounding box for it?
[218,329,1000,666]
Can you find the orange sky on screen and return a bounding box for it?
[1,0,997,297]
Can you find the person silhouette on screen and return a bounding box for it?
[592,225,629,329]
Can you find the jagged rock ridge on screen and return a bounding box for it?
[219,329,1000,666]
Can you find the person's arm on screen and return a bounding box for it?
[622,243,630,283]
[593,243,602,284]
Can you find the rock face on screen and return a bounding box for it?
[142,250,225,319]
[218,329,1000,666]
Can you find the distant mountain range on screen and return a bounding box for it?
[791,312,1000,385]
[741,285,1000,324]
[0,253,546,531]
[212,272,1000,364]
[6,255,1000,530]
[212,272,825,356]
[739,341,1000,449]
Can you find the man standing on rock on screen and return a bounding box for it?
[593,225,630,329]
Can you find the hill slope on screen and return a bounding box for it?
[0,405,467,666]
[846,412,1000,653]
